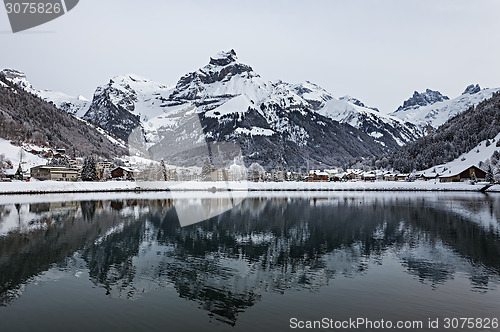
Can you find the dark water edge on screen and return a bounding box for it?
[0,192,499,331]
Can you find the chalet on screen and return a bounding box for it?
[28,146,44,155]
[384,173,397,181]
[439,165,486,183]
[111,167,135,181]
[324,169,340,176]
[330,174,342,182]
[397,173,409,181]
[325,169,342,182]
[362,172,376,182]
[421,173,439,181]
[30,166,78,181]
[307,170,330,182]
[333,172,347,181]
[344,169,363,181]
[42,150,54,159]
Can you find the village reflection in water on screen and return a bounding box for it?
[0,192,499,327]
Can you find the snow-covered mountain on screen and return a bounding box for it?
[0,69,90,117]
[339,95,379,112]
[282,80,422,149]
[318,99,422,148]
[84,50,388,168]
[391,85,500,129]
[285,81,333,110]
[154,50,392,167]
[83,75,172,141]
[395,89,449,113]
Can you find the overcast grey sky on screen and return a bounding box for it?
[1,0,499,112]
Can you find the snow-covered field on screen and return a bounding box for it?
[421,132,500,177]
[0,180,498,194]
[0,138,46,172]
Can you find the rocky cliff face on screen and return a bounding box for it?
[83,75,172,141]
[286,81,422,149]
[395,89,450,113]
[462,84,481,95]
[339,95,379,112]
[390,85,500,129]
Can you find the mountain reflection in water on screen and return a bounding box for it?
[0,193,499,326]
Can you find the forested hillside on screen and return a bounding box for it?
[0,73,127,159]
[373,92,500,172]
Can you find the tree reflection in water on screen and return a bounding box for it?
[0,193,499,325]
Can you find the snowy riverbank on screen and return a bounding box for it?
[0,180,499,194]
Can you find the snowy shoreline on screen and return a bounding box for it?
[0,180,499,195]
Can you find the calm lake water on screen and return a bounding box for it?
[0,192,499,331]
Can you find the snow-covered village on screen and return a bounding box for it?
[1,1,500,332]
[1,136,499,194]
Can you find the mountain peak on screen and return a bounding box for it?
[109,74,152,86]
[1,68,26,79]
[1,68,33,90]
[170,49,256,100]
[287,81,333,110]
[339,95,379,112]
[462,84,481,95]
[209,49,238,67]
[395,89,449,112]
